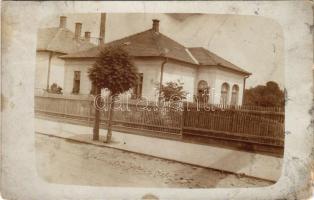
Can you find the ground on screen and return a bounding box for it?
[35,133,273,188]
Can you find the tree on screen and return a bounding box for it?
[244,81,284,107]
[88,45,138,142]
[156,80,188,102]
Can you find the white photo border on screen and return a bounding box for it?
[1,1,313,199]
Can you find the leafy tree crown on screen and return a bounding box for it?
[88,46,138,95]
[244,81,284,107]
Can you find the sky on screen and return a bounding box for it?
[40,13,284,88]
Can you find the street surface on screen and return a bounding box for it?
[35,133,273,188]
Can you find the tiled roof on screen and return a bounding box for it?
[37,27,95,54]
[188,47,251,75]
[60,29,250,75]
[61,29,197,64]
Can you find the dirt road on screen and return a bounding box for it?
[35,133,273,188]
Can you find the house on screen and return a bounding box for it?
[60,19,251,105]
[35,16,96,94]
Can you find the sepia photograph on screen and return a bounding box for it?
[2,1,313,199]
[34,13,285,188]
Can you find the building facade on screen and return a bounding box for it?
[35,16,95,94]
[54,19,250,105]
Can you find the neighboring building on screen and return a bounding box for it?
[60,19,251,105]
[35,16,95,94]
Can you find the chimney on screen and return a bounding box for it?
[85,31,91,42]
[74,22,82,41]
[59,16,67,28]
[152,19,160,33]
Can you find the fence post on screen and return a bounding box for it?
[63,98,67,119]
[179,103,185,139]
[88,99,92,126]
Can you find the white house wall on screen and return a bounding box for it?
[49,53,65,89]
[213,68,245,105]
[63,59,95,95]
[35,51,50,92]
[163,60,197,101]
[35,51,66,93]
[62,58,197,101]
[133,58,163,101]
[63,58,162,99]
[62,57,246,105]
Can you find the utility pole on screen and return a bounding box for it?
[93,13,106,141]
[99,13,106,46]
[158,57,167,102]
[46,52,53,91]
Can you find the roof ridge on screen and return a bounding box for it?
[188,47,217,64]
[46,28,70,50]
[187,47,203,50]
[200,47,220,64]
[185,48,199,64]
[106,29,152,46]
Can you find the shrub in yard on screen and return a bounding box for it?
[156,80,188,102]
[49,83,63,94]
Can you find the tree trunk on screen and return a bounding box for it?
[93,86,101,141]
[106,94,115,143]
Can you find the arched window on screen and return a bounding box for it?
[220,82,230,105]
[231,84,239,105]
[197,80,209,104]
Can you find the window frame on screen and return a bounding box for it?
[220,82,230,105]
[131,73,143,99]
[230,84,239,105]
[72,71,81,94]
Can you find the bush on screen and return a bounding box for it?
[156,80,188,102]
[244,81,284,107]
[49,83,63,94]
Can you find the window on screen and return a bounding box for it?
[72,71,81,94]
[231,84,239,105]
[197,80,209,104]
[220,82,230,105]
[131,73,143,99]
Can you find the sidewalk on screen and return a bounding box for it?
[35,118,283,182]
